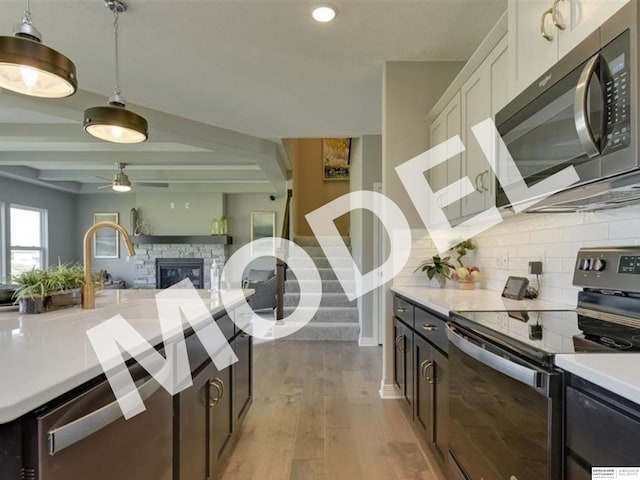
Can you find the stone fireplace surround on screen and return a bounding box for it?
[134,243,228,289]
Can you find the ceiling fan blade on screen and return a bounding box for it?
[135,182,170,188]
[93,175,113,181]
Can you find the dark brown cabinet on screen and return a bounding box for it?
[565,374,640,476]
[393,294,449,471]
[393,316,413,413]
[233,332,253,423]
[413,328,449,463]
[175,313,253,480]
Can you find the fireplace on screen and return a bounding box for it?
[156,258,204,289]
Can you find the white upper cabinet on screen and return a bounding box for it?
[556,0,629,57]
[461,35,509,218]
[508,0,630,98]
[509,0,558,98]
[429,94,462,222]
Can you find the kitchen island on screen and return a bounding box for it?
[0,288,254,480]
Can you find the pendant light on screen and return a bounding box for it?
[0,0,77,98]
[83,0,148,144]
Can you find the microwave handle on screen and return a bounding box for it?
[574,53,601,158]
[446,324,539,388]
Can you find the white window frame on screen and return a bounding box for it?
[9,205,48,276]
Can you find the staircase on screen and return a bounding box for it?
[281,236,359,341]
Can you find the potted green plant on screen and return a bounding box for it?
[450,239,481,289]
[414,255,455,288]
[13,263,85,314]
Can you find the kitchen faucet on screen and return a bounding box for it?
[82,221,136,309]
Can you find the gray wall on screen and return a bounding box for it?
[135,192,224,235]
[381,61,464,388]
[0,176,77,282]
[350,135,383,344]
[74,194,138,286]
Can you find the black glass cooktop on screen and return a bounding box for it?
[451,309,640,365]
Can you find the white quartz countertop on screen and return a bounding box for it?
[0,288,250,423]
[555,354,640,406]
[391,285,572,317]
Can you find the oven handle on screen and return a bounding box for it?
[446,324,539,389]
[47,375,160,456]
[574,53,601,158]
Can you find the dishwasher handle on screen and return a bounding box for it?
[47,375,160,456]
[446,324,540,389]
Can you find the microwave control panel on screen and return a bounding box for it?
[602,30,631,155]
[574,247,640,293]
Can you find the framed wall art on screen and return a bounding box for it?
[323,138,351,180]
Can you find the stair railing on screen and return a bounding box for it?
[276,189,293,320]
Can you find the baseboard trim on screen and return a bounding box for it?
[358,336,378,347]
[379,381,402,399]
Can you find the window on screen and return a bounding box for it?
[10,206,47,277]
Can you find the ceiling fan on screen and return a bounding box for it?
[96,162,169,192]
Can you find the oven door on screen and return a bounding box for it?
[496,30,631,210]
[447,323,562,480]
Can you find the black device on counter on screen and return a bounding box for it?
[502,276,529,300]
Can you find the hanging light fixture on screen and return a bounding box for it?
[0,0,77,98]
[83,0,148,144]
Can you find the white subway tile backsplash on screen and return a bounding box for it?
[397,207,640,302]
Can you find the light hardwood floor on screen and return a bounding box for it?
[219,341,446,480]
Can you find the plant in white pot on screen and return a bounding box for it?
[12,263,85,314]
[414,255,455,288]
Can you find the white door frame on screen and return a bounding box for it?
[372,182,384,345]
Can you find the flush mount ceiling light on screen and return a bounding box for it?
[312,5,337,23]
[0,0,77,98]
[83,0,148,144]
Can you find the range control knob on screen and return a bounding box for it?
[592,258,606,272]
[579,258,591,271]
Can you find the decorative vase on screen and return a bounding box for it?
[428,274,447,288]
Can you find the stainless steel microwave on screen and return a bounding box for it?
[495,1,640,212]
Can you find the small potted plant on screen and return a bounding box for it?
[13,263,85,314]
[414,255,455,288]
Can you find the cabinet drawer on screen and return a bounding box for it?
[414,307,448,353]
[566,386,640,466]
[393,296,414,327]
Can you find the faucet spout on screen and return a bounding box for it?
[82,221,136,309]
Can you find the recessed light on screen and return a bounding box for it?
[312,5,337,23]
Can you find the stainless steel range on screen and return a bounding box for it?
[448,247,640,480]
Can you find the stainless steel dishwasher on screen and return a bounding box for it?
[22,362,173,480]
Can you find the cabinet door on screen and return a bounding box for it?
[178,363,212,480]
[233,332,253,424]
[393,317,413,411]
[429,111,448,215]
[208,363,234,477]
[393,317,406,396]
[431,347,449,463]
[461,66,491,218]
[414,334,434,442]
[508,0,559,97]
[443,94,462,221]
[557,0,629,57]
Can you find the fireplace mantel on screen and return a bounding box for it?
[132,235,232,245]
